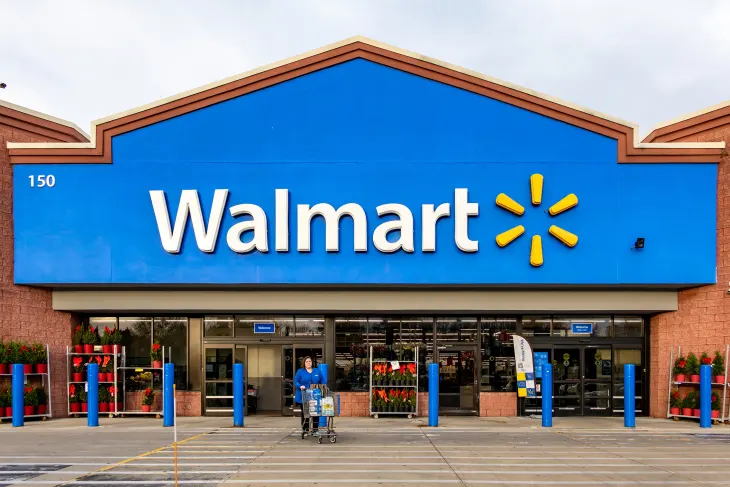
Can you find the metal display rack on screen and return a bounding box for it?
[0,344,52,421]
[66,345,166,418]
[666,344,729,423]
[368,345,419,419]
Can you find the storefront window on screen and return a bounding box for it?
[117,317,152,367]
[295,316,324,336]
[552,316,611,338]
[204,316,233,337]
[153,317,188,390]
[89,317,117,334]
[334,317,369,391]
[521,316,551,337]
[613,317,643,337]
[481,318,517,392]
[436,317,477,342]
[234,315,295,337]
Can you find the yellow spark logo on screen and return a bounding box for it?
[495,174,578,267]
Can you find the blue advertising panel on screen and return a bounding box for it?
[12,59,717,286]
[572,323,593,335]
[534,352,549,379]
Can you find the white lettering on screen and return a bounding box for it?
[297,203,367,252]
[226,204,268,253]
[373,204,414,253]
[454,188,479,252]
[150,189,228,253]
[421,203,450,252]
[275,189,289,252]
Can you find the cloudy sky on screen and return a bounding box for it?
[1,1,729,138]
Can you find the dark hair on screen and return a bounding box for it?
[302,356,313,367]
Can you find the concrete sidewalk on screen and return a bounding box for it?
[2,414,728,433]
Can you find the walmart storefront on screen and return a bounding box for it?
[8,38,722,417]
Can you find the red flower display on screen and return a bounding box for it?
[152,343,161,352]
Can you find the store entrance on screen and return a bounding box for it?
[526,344,644,417]
[203,344,323,416]
[438,345,479,415]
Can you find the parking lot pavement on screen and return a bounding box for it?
[1,417,730,486]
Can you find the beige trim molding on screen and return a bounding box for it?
[52,289,678,313]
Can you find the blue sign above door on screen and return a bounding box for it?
[254,322,275,334]
[571,323,593,335]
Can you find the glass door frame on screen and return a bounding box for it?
[203,344,240,414]
[582,345,613,416]
[611,344,645,416]
[436,343,479,415]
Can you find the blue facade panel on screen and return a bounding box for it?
[12,59,717,286]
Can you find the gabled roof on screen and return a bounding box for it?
[1,99,89,143]
[643,100,730,143]
[7,36,724,164]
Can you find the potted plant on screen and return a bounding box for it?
[711,392,721,419]
[151,341,163,368]
[111,327,122,354]
[0,387,6,417]
[409,390,417,412]
[72,357,84,382]
[101,356,113,382]
[18,344,32,374]
[0,341,7,376]
[108,386,118,412]
[669,390,681,416]
[701,352,713,375]
[23,386,35,416]
[712,351,725,384]
[101,327,113,354]
[36,388,47,415]
[685,391,700,417]
[99,387,110,413]
[405,363,416,385]
[672,355,687,382]
[33,344,48,374]
[3,388,11,418]
[681,392,694,417]
[83,326,98,354]
[142,388,155,412]
[77,388,87,412]
[72,325,84,354]
[69,384,81,413]
[686,352,700,383]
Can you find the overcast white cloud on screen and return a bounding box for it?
[1,0,729,138]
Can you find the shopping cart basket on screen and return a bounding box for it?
[301,385,340,444]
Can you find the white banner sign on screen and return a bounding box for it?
[512,335,536,398]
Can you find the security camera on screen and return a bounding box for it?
[0,83,6,89]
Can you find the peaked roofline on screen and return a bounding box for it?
[0,99,89,143]
[643,99,730,143]
[7,36,724,164]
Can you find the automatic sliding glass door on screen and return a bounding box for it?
[204,345,246,414]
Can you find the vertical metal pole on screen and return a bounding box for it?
[319,363,329,429]
[541,363,552,427]
[173,388,178,486]
[163,363,174,427]
[428,362,438,427]
[624,364,635,428]
[700,364,712,428]
[233,363,244,427]
[11,364,24,427]
[87,363,99,427]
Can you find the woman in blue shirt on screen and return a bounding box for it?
[294,356,323,436]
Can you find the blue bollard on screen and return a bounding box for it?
[700,364,712,428]
[428,362,438,427]
[542,363,552,427]
[87,363,99,427]
[163,363,174,427]
[12,364,24,427]
[319,364,329,429]
[233,363,244,427]
[624,364,635,428]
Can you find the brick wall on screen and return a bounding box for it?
[335,391,516,417]
[124,390,201,417]
[649,125,730,418]
[0,127,79,418]
[479,392,517,417]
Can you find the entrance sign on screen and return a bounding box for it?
[254,322,275,334]
[512,335,536,398]
[572,323,592,335]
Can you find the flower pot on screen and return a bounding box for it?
[0,364,7,375]
[693,408,701,417]
[81,403,88,412]
[102,345,113,354]
[112,344,120,354]
[674,374,686,382]
[35,364,48,374]
[690,374,701,383]
[106,372,115,382]
[23,364,32,374]
[712,410,720,419]
[107,402,115,412]
[715,375,725,384]
[23,405,34,416]
[83,344,94,354]
[142,405,151,413]
[670,407,680,415]
[99,403,109,413]
[70,403,81,413]
[36,405,46,415]
[4,407,11,418]
[682,407,693,416]
[72,372,83,382]
[152,360,163,369]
